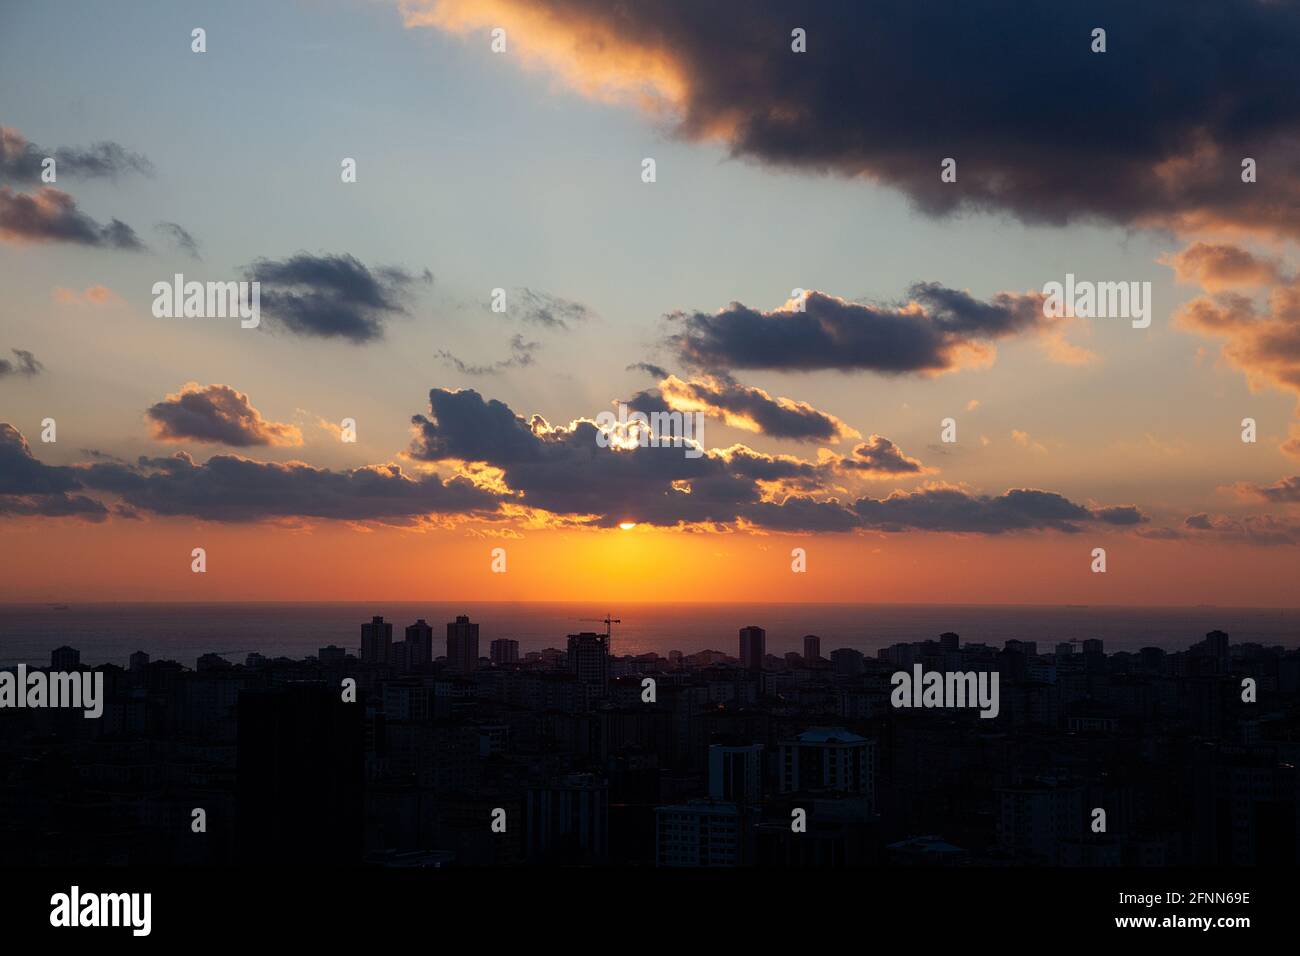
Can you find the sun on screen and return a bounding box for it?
[618,522,637,531]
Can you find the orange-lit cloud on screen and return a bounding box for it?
[146,383,304,447]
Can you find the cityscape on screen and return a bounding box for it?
[1,612,1295,868]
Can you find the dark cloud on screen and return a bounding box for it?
[155,221,201,259]
[509,289,593,330]
[243,252,418,343]
[145,383,303,447]
[627,362,670,380]
[0,126,153,183]
[1183,511,1300,545]
[840,435,929,477]
[668,287,1045,375]
[0,424,108,521]
[853,486,1144,534]
[0,186,144,249]
[75,451,501,525]
[628,372,859,442]
[0,349,43,378]
[1232,475,1300,504]
[413,0,1300,239]
[439,333,540,375]
[408,387,1136,533]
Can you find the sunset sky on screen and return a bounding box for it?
[3,0,1300,605]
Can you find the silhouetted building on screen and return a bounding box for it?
[655,801,742,867]
[568,632,608,693]
[779,727,874,805]
[361,616,392,665]
[50,645,79,670]
[803,634,821,663]
[405,619,433,667]
[525,773,608,864]
[709,743,763,804]
[318,644,346,664]
[128,650,149,671]
[831,648,865,676]
[446,615,479,675]
[491,638,519,665]
[739,626,765,672]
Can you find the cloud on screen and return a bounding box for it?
[1183,511,1300,545]
[145,383,304,447]
[1174,283,1300,410]
[853,485,1146,534]
[75,451,500,525]
[53,284,122,306]
[1163,242,1284,292]
[0,126,153,182]
[0,349,43,378]
[1230,474,1300,504]
[0,424,108,521]
[628,372,860,443]
[407,387,1137,533]
[0,186,144,249]
[508,288,594,329]
[439,333,540,374]
[243,252,418,342]
[839,435,931,477]
[667,286,1057,376]
[400,0,1300,239]
[155,221,201,259]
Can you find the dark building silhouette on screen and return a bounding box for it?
[237,682,363,864]
[405,619,433,668]
[491,638,519,665]
[446,615,479,675]
[739,626,765,672]
[803,634,821,663]
[50,645,80,670]
[568,632,609,693]
[361,616,392,664]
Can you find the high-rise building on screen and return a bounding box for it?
[490,638,519,665]
[939,632,960,652]
[446,615,479,675]
[739,626,766,671]
[50,646,80,670]
[567,632,609,692]
[831,647,865,676]
[779,727,874,806]
[802,634,821,663]
[655,801,742,867]
[128,650,150,671]
[405,619,433,668]
[709,743,764,804]
[1081,638,1104,656]
[360,616,392,664]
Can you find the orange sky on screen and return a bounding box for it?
[2,517,1294,606]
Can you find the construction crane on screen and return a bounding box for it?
[579,614,621,651]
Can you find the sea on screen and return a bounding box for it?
[2,602,1298,668]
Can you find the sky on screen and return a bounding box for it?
[2,0,1300,605]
